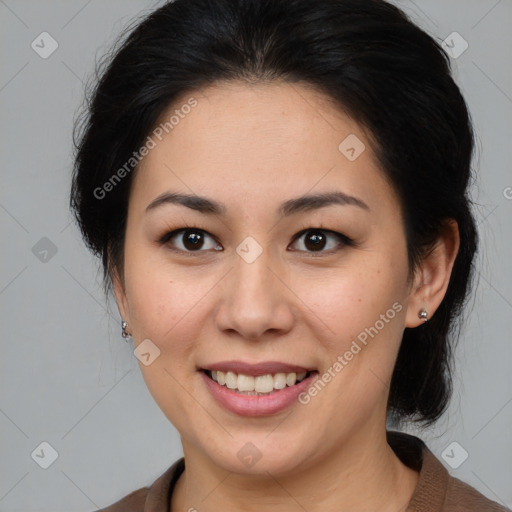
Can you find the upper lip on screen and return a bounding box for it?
[201,360,316,376]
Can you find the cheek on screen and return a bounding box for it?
[122,261,210,423]
[127,269,205,342]
[299,248,409,406]
[123,247,222,370]
[304,258,407,343]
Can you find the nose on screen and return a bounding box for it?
[214,246,295,341]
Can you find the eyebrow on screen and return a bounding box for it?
[145,190,369,217]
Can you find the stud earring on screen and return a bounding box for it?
[418,308,428,322]
[121,320,131,340]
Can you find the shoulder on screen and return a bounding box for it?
[93,487,149,512]
[87,458,185,512]
[444,475,511,512]
[387,431,510,512]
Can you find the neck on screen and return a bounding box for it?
[171,422,419,512]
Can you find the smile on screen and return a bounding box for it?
[204,369,311,395]
[200,365,319,416]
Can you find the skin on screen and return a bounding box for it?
[113,80,460,511]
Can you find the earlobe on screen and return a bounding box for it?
[418,308,428,322]
[404,219,460,328]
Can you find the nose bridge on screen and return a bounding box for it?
[215,236,294,339]
[232,238,278,311]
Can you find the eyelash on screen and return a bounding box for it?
[157,223,354,256]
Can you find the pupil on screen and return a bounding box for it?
[305,230,326,251]
[183,230,203,250]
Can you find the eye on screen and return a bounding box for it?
[158,226,353,255]
[289,228,352,254]
[158,228,222,252]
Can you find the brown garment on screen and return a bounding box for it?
[94,431,510,511]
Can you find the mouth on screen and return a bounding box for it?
[201,368,316,396]
[200,363,319,416]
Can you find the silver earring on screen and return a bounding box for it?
[121,320,131,340]
[418,308,428,322]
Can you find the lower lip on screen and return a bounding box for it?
[200,371,318,417]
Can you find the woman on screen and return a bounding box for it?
[71,0,510,510]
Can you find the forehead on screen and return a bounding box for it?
[129,80,395,218]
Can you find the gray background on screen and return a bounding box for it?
[0,0,511,510]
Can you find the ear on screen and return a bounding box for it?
[405,219,460,328]
[111,264,130,327]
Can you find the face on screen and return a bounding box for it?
[114,80,421,476]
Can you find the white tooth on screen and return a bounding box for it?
[255,374,274,393]
[237,374,255,391]
[286,372,297,386]
[213,370,306,391]
[273,373,287,389]
[225,371,238,389]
